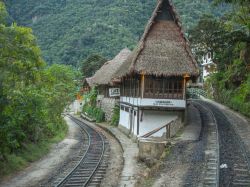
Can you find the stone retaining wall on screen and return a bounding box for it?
[100,98,118,121]
[169,116,183,138]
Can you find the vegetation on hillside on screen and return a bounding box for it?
[5,0,229,70]
[189,0,250,117]
[0,2,78,175]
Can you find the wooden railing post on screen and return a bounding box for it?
[166,125,168,140]
[168,124,171,139]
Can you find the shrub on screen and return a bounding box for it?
[95,108,105,123]
[83,104,105,122]
[111,105,120,126]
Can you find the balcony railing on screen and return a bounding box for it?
[121,89,184,99]
[144,89,183,99]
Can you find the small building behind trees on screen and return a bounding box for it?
[201,52,217,80]
[82,77,94,94]
[113,0,199,138]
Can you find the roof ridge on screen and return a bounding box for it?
[168,1,199,72]
[130,0,195,74]
[114,0,199,78]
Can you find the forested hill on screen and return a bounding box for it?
[5,0,228,66]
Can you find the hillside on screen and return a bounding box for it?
[5,0,228,66]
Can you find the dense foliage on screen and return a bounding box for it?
[110,105,120,126]
[0,2,78,165]
[81,54,107,77]
[5,0,229,68]
[82,88,105,123]
[189,0,250,117]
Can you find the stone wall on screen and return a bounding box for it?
[169,115,183,138]
[100,97,118,121]
[138,138,166,160]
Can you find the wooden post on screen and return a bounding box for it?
[141,73,145,98]
[166,124,171,139]
[168,125,171,139]
[163,78,165,99]
[166,125,168,139]
[183,77,186,100]
[183,74,190,100]
[137,107,140,135]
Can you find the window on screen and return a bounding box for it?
[125,107,129,112]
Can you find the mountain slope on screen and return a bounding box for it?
[5,0,229,66]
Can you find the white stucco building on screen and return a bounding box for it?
[201,52,217,80]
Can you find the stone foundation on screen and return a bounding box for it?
[138,138,166,160]
[100,98,118,121]
[169,116,183,138]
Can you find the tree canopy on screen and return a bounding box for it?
[5,0,230,66]
[190,0,250,117]
[81,54,107,77]
[0,3,78,164]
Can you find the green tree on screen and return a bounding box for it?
[0,22,45,157]
[5,0,230,66]
[189,15,247,70]
[202,0,250,117]
[0,3,78,162]
[0,2,7,24]
[81,54,107,77]
[41,64,78,136]
[214,0,250,35]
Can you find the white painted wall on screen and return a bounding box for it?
[138,110,177,137]
[73,100,83,114]
[132,111,138,136]
[119,105,180,137]
[119,109,130,130]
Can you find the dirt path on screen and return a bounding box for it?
[151,103,205,187]
[0,116,84,187]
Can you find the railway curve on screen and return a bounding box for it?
[55,115,109,187]
[197,100,250,187]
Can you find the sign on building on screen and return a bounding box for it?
[109,88,120,97]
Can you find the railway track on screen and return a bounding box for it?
[55,115,109,187]
[198,100,250,187]
[192,101,220,187]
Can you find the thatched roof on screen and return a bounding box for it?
[85,77,95,88]
[115,0,199,78]
[90,48,131,86]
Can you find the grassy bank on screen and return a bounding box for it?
[0,120,68,177]
[205,73,250,118]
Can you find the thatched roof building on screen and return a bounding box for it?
[90,48,131,86]
[115,0,199,78]
[85,77,95,88]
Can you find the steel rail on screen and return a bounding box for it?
[193,100,220,187]
[55,114,106,187]
[201,101,250,186]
